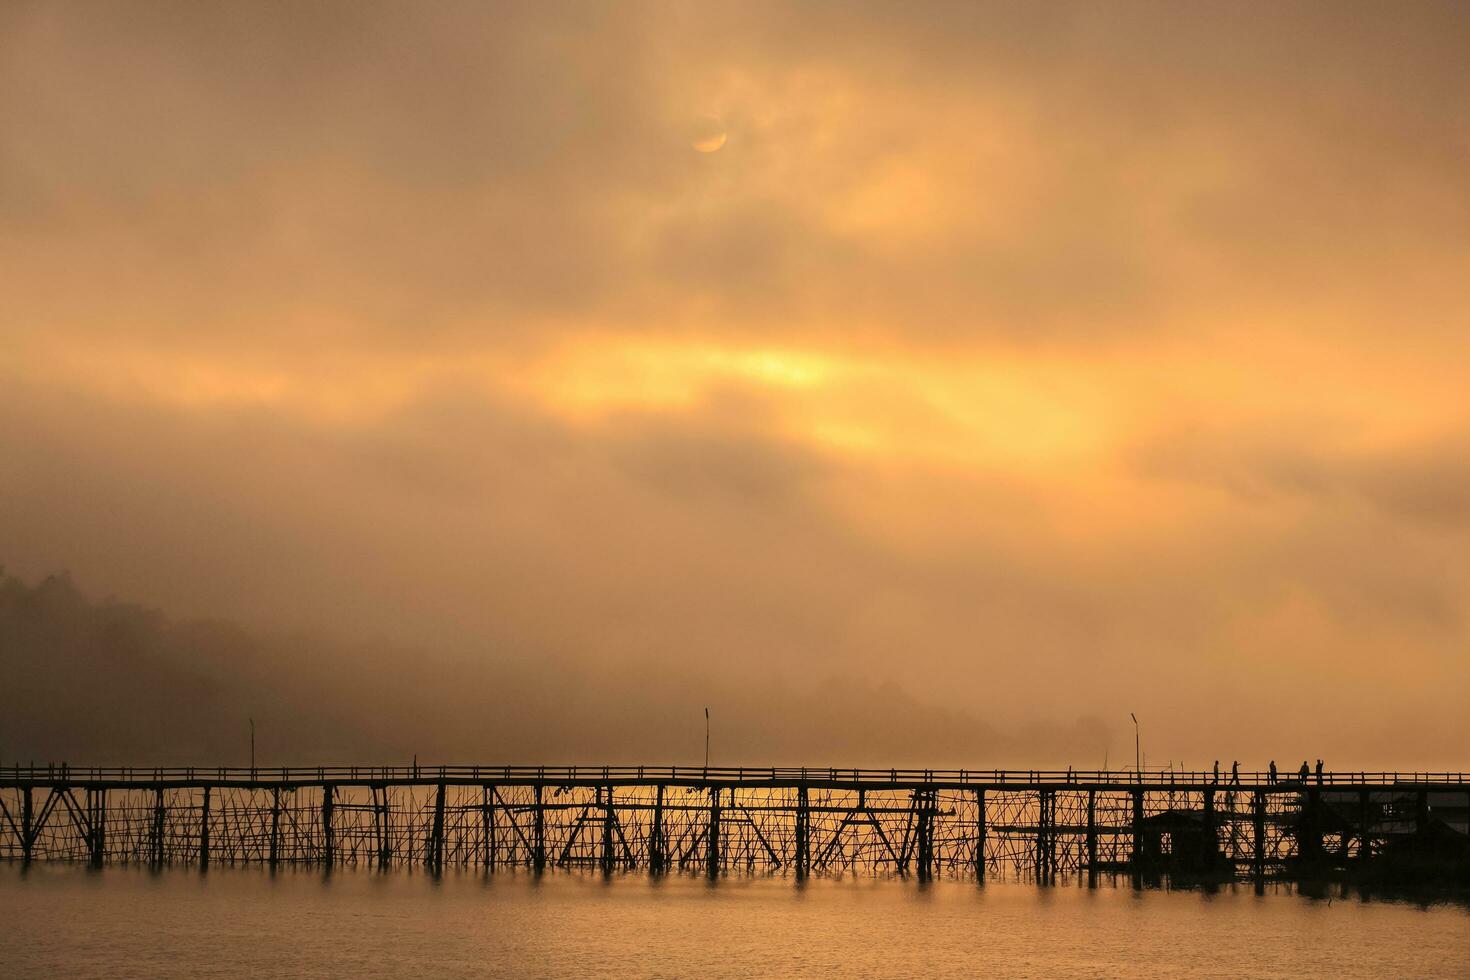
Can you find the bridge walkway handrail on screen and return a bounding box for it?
[1,765,1467,787]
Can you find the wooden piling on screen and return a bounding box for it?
[1036,789,1050,882]
[533,783,546,872]
[795,784,809,878]
[1252,790,1266,879]
[21,785,34,863]
[151,786,165,867]
[915,789,934,881]
[1299,789,1323,867]
[1129,789,1144,869]
[429,781,446,873]
[1202,788,1216,870]
[375,785,391,868]
[1086,789,1097,878]
[1047,790,1058,879]
[601,785,616,874]
[706,786,721,878]
[1358,788,1371,861]
[90,787,107,868]
[321,783,335,868]
[974,788,987,881]
[199,786,211,869]
[649,783,665,874]
[481,785,494,870]
[269,785,281,868]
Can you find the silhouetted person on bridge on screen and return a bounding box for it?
[1213,760,1220,784]
[1315,759,1324,784]
[1299,761,1310,783]
[1269,761,1277,784]
[1231,761,1240,785]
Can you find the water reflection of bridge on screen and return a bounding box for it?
[2,767,1467,882]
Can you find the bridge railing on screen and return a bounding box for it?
[1,764,1466,787]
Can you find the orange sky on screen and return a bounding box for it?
[2,2,1468,765]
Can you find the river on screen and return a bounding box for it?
[2,864,1468,978]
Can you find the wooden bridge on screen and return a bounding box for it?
[3,766,1467,882]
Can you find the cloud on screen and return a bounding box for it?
[2,3,1469,767]
[7,1,1467,352]
[1134,424,1470,529]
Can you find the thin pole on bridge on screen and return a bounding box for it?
[1131,713,1141,778]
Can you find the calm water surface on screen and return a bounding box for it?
[2,865,1468,978]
